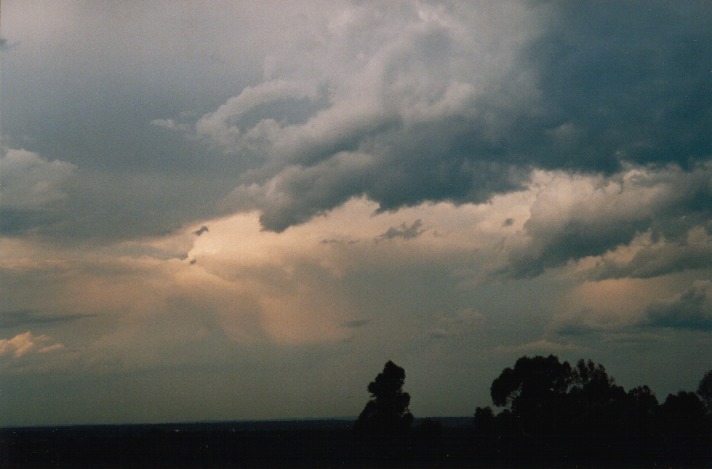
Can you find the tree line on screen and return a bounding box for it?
[3,356,709,467]
[355,356,712,465]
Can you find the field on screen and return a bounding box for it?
[2,418,709,468]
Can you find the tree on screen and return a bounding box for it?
[472,406,496,436]
[625,385,658,436]
[490,355,573,435]
[697,369,712,413]
[355,360,413,435]
[568,359,627,435]
[659,391,709,435]
[571,359,622,399]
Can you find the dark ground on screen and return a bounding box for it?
[1,418,710,469]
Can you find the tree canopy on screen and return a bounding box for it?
[355,360,413,435]
[479,355,712,457]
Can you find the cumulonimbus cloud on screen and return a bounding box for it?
[164,1,712,243]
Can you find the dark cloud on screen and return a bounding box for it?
[218,1,711,235]
[230,151,379,232]
[377,219,425,241]
[590,233,712,280]
[4,0,710,428]
[515,0,712,172]
[0,310,97,329]
[643,282,712,330]
[4,0,710,257]
[508,217,651,278]
[428,329,451,340]
[363,131,528,215]
[554,320,601,337]
[506,164,712,278]
[321,238,359,246]
[342,319,370,329]
[0,209,63,236]
[194,226,209,236]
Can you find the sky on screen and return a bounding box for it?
[0,0,711,427]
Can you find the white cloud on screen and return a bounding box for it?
[150,118,189,132]
[194,80,318,151]
[0,149,76,210]
[0,332,64,358]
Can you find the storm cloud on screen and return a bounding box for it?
[170,0,712,238]
[0,310,96,329]
[1,1,710,427]
[3,1,710,243]
[506,164,712,277]
[644,281,712,331]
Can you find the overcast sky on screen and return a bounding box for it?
[1,0,711,427]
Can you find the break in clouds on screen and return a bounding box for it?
[0,1,711,426]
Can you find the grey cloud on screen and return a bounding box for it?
[0,310,97,329]
[190,2,538,231]
[210,1,711,235]
[194,226,209,236]
[54,170,239,243]
[555,323,600,337]
[0,209,64,236]
[506,164,712,278]
[321,238,359,246]
[342,319,370,329]
[514,0,712,172]
[0,149,79,236]
[427,309,485,340]
[1,3,266,242]
[589,232,712,280]
[377,219,425,241]
[643,281,712,330]
[227,151,377,232]
[0,149,76,211]
[4,1,711,248]
[428,329,451,340]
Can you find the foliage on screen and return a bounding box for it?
[698,369,712,413]
[355,360,413,435]
[482,355,712,465]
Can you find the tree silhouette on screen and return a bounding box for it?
[568,359,627,435]
[571,359,622,398]
[472,406,496,436]
[624,385,658,436]
[697,369,712,413]
[355,360,413,435]
[490,355,573,435]
[480,355,712,465]
[659,391,709,436]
